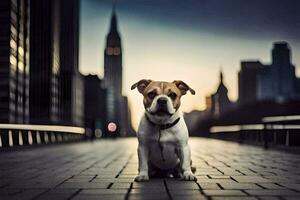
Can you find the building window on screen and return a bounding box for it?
[9,55,17,72]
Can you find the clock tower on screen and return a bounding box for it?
[104,9,122,95]
[104,9,123,130]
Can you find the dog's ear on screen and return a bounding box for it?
[173,80,195,95]
[131,79,152,94]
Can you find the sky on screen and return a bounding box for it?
[79,0,300,130]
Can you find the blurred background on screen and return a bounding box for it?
[1,0,300,147]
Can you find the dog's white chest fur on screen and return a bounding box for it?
[137,112,189,169]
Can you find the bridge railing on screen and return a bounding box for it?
[0,124,85,148]
[209,115,300,148]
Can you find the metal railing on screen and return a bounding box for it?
[0,124,85,148]
[209,115,300,148]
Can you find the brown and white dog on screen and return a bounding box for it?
[131,80,197,182]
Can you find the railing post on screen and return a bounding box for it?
[44,132,49,143]
[285,129,290,146]
[263,124,269,149]
[28,131,33,145]
[39,131,45,144]
[50,132,56,143]
[36,131,42,144]
[18,131,23,146]
[31,130,37,144]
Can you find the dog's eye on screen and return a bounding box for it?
[168,92,177,100]
[147,91,156,99]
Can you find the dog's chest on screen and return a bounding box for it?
[147,128,181,169]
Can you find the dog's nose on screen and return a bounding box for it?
[157,98,167,105]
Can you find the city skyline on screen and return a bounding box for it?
[80,0,300,129]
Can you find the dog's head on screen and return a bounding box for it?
[131,80,195,123]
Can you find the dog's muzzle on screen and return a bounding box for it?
[152,97,172,116]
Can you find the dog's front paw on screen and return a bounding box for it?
[134,174,149,182]
[182,171,197,181]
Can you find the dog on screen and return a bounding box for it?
[131,79,197,182]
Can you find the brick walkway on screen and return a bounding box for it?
[0,138,300,200]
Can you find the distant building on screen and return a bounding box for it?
[0,0,30,123]
[238,61,263,105]
[84,75,107,138]
[207,71,232,117]
[238,42,298,105]
[268,42,296,101]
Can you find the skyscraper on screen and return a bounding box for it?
[29,0,61,124]
[29,0,83,126]
[0,0,30,124]
[59,0,83,126]
[104,9,123,132]
[270,42,296,100]
[238,42,297,104]
[238,61,263,105]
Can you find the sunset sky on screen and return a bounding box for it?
[79,0,300,130]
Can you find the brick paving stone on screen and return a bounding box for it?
[167,182,200,190]
[197,177,237,184]
[169,189,202,195]
[245,189,300,196]
[258,183,285,189]
[0,138,299,200]
[203,189,247,196]
[208,175,231,179]
[211,197,257,200]
[220,183,262,189]
[73,194,125,200]
[57,182,110,189]
[198,183,221,189]
[263,176,298,183]
[232,176,273,183]
[80,189,128,195]
[110,182,132,189]
[130,188,167,194]
[132,181,165,189]
[172,194,207,200]
[128,193,170,200]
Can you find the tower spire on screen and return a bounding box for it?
[109,2,118,33]
[219,67,223,83]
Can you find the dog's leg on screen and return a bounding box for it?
[135,144,149,182]
[172,162,183,178]
[178,144,197,181]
